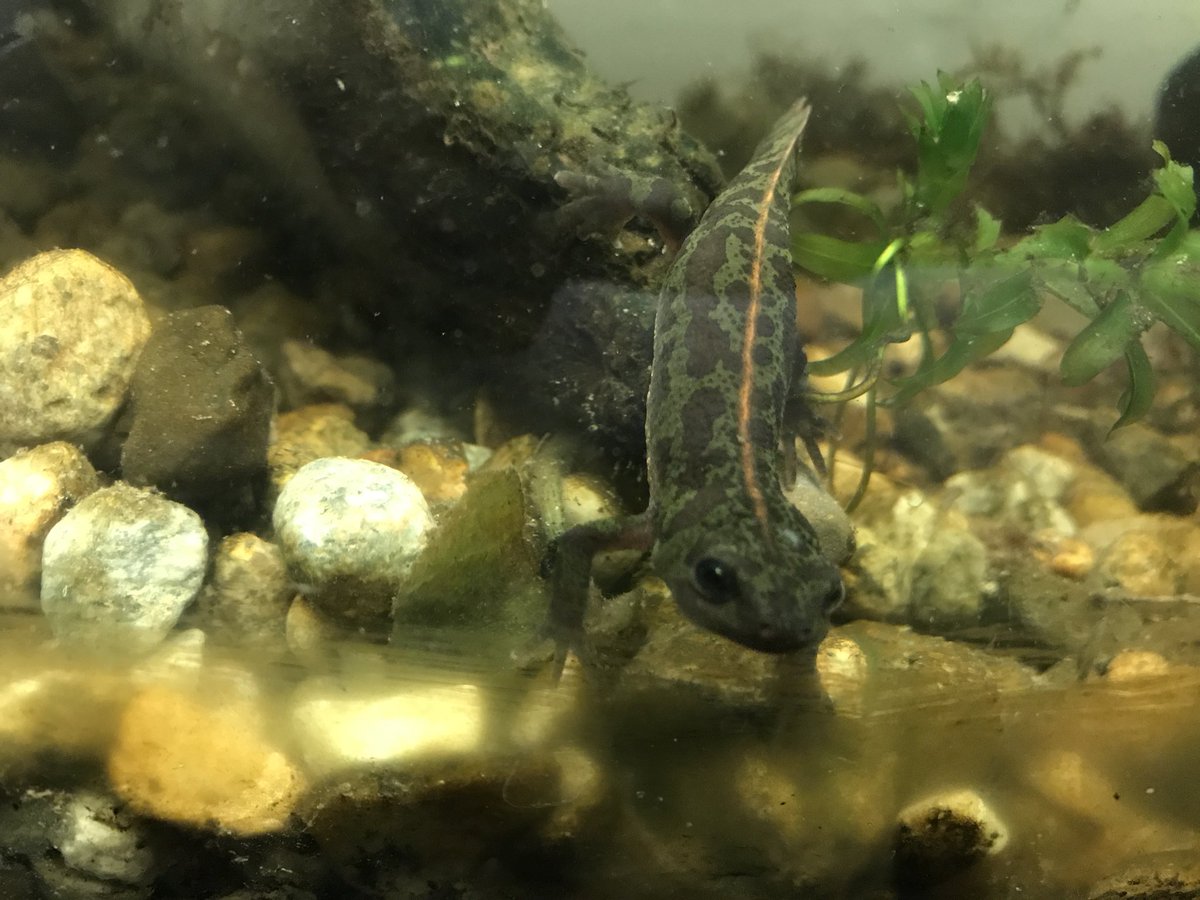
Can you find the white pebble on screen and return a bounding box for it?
[292,676,485,775]
[40,483,208,651]
[273,456,432,588]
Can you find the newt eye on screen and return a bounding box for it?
[692,557,739,605]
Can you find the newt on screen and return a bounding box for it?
[549,100,845,668]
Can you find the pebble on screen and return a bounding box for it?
[0,155,60,223]
[52,790,157,886]
[108,685,305,836]
[277,339,395,422]
[845,490,986,626]
[388,440,471,505]
[120,305,274,515]
[291,675,486,776]
[302,754,592,894]
[0,249,150,456]
[730,751,873,891]
[945,444,1079,536]
[381,404,468,446]
[784,462,857,565]
[1026,748,1199,884]
[841,525,911,621]
[100,200,186,277]
[229,282,333,375]
[989,322,1062,373]
[1097,529,1183,597]
[908,526,989,629]
[284,594,338,664]
[180,224,265,288]
[815,620,1040,716]
[196,533,293,649]
[560,472,621,528]
[40,483,208,651]
[0,442,99,607]
[1034,533,1095,580]
[273,457,433,625]
[1105,649,1172,682]
[267,404,372,495]
[894,788,1008,886]
[0,788,156,900]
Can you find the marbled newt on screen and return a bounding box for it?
[550,100,845,669]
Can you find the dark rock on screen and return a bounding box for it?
[302,760,591,898]
[893,366,1046,481]
[1087,423,1200,514]
[121,305,274,523]
[69,0,725,476]
[511,280,656,474]
[1157,45,1200,177]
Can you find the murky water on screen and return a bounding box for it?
[3,2,1200,898]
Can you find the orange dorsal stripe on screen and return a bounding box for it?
[738,141,796,536]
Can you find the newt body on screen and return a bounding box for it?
[550,100,844,661]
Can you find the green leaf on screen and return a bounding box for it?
[1151,141,1197,222]
[974,206,1001,253]
[955,270,1040,335]
[1139,261,1200,352]
[1059,292,1142,386]
[1017,216,1092,261]
[792,233,888,282]
[888,329,1012,407]
[1170,229,1200,263]
[1091,195,1176,255]
[909,75,991,216]
[808,272,908,375]
[1110,341,1155,432]
[1149,219,1189,261]
[792,187,888,232]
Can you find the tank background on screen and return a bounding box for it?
[548,0,1200,134]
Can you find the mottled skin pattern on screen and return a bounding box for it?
[550,100,844,666]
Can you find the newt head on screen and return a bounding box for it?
[651,498,844,653]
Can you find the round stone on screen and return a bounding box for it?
[40,483,208,651]
[0,250,150,455]
[272,457,433,624]
[0,442,99,606]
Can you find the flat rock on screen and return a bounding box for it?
[0,249,150,456]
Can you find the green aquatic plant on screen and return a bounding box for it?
[792,71,1199,436]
